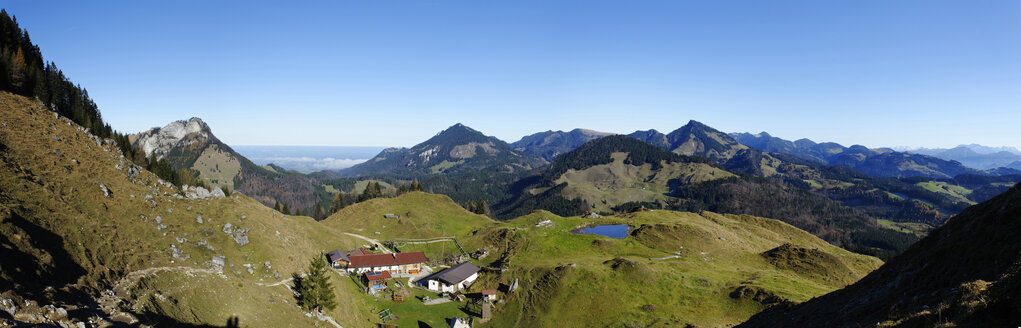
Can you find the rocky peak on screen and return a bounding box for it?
[132,117,213,159]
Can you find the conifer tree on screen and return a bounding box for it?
[330,193,346,213]
[274,201,281,212]
[313,203,325,220]
[297,254,337,312]
[478,200,490,216]
[282,202,291,215]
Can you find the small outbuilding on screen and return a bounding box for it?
[418,261,481,293]
[326,249,350,268]
[364,271,392,289]
[448,317,472,328]
[383,213,400,219]
[481,289,497,301]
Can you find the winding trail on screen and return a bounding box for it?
[97,266,222,325]
[255,274,302,287]
[97,266,343,328]
[344,232,393,253]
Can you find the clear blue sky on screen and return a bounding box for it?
[4,1,1019,149]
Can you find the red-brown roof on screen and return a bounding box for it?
[365,271,392,281]
[349,249,372,257]
[348,252,428,268]
[482,290,497,295]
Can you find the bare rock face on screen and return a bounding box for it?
[207,255,226,272]
[98,182,112,198]
[182,185,224,200]
[126,166,140,180]
[222,222,249,246]
[1,298,17,317]
[131,117,210,160]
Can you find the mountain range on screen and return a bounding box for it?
[132,116,1020,259]
[0,91,885,327]
[731,132,1020,179]
[341,123,546,177]
[125,115,1011,258]
[903,144,1021,170]
[5,8,1021,326]
[511,128,614,162]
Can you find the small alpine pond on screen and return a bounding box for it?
[571,224,631,239]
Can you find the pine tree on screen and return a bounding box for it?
[330,193,347,213]
[274,201,281,212]
[297,254,337,312]
[313,203,325,220]
[282,202,291,215]
[373,182,382,197]
[359,186,371,202]
[478,200,490,216]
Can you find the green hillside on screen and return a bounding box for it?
[468,210,881,327]
[323,191,498,240]
[0,92,379,327]
[317,185,886,327]
[553,152,734,212]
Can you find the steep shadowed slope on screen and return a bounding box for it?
[740,182,1021,327]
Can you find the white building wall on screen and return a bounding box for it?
[462,272,479,288]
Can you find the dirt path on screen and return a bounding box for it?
[255,274,303,287]
[99,266,344,327]
[323,315,344,328]
[97,266,222,325]
[344,232,393,253]
[401,238,453,244]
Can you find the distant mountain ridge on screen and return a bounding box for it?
[629,121,783,176]
[630,120,749,161]
[511,128,614,162]
[731,132,1016,179]
[906,144,1021,155]
[341,123,545,177]
[903,144,1021,170]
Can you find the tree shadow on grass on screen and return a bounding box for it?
[133,312,241,328]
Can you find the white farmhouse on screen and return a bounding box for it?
[418,261,481,293]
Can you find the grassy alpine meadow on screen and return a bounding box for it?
[462,210,881,327]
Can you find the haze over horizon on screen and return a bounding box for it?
[4,1,1019,149]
